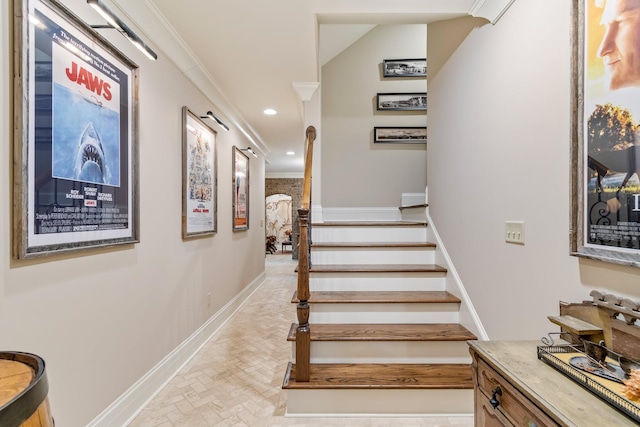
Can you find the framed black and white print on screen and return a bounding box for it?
[13,0,139,258]
[376,93,427,111]
[182,107,217,239]
[374,127,427,144]
[382,58,426,78]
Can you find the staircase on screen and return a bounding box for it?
[282,208,478,416]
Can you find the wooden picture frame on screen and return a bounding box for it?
[182,107,217,239]
[374,127,427,144]
[13,0,139,258]
[232,146,249,231]
[376,93,427,111]
[382,58,426,78]
[570,0,640,267]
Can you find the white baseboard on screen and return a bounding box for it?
[401,193,425,207]
[322,207,401,222]
[86,271,267,427]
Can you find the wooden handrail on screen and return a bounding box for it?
[295,125,316,382]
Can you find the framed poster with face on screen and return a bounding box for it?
[13,0,139,258]
[571,0,640,267]
[232,146,249,231]
[182,107,217,239]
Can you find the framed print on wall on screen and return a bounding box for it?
[382,58,426,78]
[232,146,249,231]
[571,0,640,267]
[374,127,427,144]
[13,0,139,258]
[182,107,217,239]
[376,93,427,111]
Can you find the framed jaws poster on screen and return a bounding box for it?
[13,0,139,258]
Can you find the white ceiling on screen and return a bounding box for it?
[110,0,514,174]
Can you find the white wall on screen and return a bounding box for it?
[428,0,640,341]
[1,1,265,425]
[322,25,428,208]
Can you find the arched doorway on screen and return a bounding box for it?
[265,194,292,252]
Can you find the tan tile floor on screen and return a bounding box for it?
[128,254,474,427]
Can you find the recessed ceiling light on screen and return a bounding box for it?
[286,151,295,156]
[263,108,277,115]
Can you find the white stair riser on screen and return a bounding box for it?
[291,341,471,364]
[310,273,446,292]
[312,227,427,243]
[400,209,427,222]
[285,388,473,416]
[311,248,435,264]
[305,303,460,324]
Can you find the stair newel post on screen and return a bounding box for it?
[294,125,315,382]
[296,207,311,382]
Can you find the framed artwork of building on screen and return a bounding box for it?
[571,0,640,267]
[13,0,139,258]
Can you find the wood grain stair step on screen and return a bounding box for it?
[291,290,460,304]
[309,264,447,273]
[287,323,477,342]
[311,242,436,248]
[399,204,428,211]
[282,362,473,389]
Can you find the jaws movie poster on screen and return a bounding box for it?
[27,0,136,253]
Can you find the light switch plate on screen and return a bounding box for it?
[505,221,525,244]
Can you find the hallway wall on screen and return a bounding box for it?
[0,1,265,425]
[428,0,640,340]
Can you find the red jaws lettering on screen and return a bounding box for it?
[65,61,112,101]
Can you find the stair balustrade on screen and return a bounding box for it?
[295,125,316,382]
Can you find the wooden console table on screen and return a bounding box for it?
[469,340,638,426]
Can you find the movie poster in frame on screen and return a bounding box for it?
[182,107,217,239]
[13,0,139,258]
[571,0,640,267]
[232,146,249,231]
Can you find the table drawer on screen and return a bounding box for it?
[477,359,560,427]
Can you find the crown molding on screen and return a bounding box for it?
[469,0,516,24]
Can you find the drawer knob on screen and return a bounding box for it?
[489,386,502,408]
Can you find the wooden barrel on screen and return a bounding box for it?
[0,352,54,427]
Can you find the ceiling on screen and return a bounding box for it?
[109,0,514,175]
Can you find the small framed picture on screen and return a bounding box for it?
[382,58,426,78]
[232,146,249,231]
[374,127,427,144]
[377,93,427,111]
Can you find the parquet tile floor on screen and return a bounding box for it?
[128,253,474,427]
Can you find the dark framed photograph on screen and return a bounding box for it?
[13,0,139,258]
[376,93,427,111]
[382,58,426,78]
[182,107,217,239]
[374,127,427,144]
[570,0,640,267]
[232,146,249,231]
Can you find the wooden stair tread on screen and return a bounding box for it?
[282,362,473,389]
[312,221,427,227]
[291,290,460,304]
[287,323,477,342]
[309,264,447,273]
[311,242,436,248]
[398,203,428,210]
